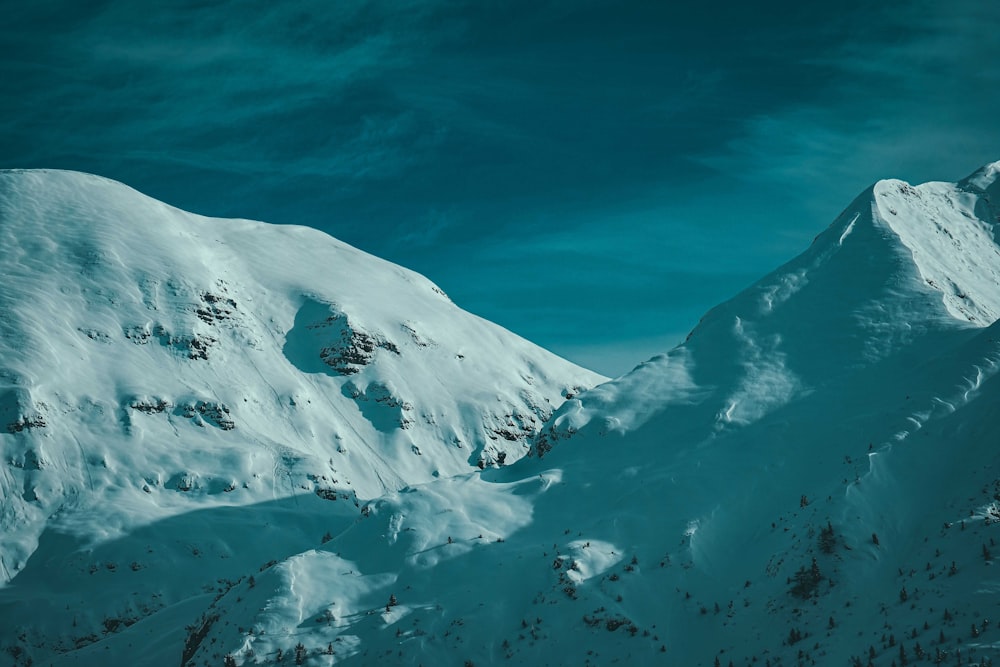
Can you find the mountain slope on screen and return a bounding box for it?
[5,163,1000,667]
[0,169,603,665]
[170,162,1000,667]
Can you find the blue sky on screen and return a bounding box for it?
[3,0,999,376]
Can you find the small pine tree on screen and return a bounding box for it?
[295,642,307,665]
[790,557,824,599]
[819,522,837,554]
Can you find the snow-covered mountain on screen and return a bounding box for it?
[3,163,1000,667]
[0,169,602,666]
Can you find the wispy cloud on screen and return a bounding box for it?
[698,0,1000,210]
[1,1,457,181]
[4,0,997,376]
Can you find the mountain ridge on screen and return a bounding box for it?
[535,162,1000,451]
[4,164,1000,666]
[0,167,603,584]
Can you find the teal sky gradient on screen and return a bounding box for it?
[3,0,999,375]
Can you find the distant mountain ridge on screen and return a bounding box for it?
[2,164,1000,667]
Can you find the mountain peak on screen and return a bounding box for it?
[870,168,1000,325]
[0,169,603,588]
[536,161,1000,452]
[959,159,1000,193]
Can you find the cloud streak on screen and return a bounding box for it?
[2,0,998,375]
[699,0,1000,214]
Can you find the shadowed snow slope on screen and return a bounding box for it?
[4,163,1000,667]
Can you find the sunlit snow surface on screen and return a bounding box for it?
[3,164,1000,666]
[0,169,602,664]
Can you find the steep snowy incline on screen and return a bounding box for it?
[184,319,1000,667]
[157,161,1000,667]
[475,160,1000,665]
[0,169,602,635]
[539,161,1000,442]
[6,163,1000,667]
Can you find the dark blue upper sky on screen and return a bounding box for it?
[3,0,999,375]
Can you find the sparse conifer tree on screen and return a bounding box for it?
[820,522,836,553]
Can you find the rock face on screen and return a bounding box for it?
[285,298,401,376]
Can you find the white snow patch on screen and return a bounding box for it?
[561,539,623,583]
[838,212,860,246]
